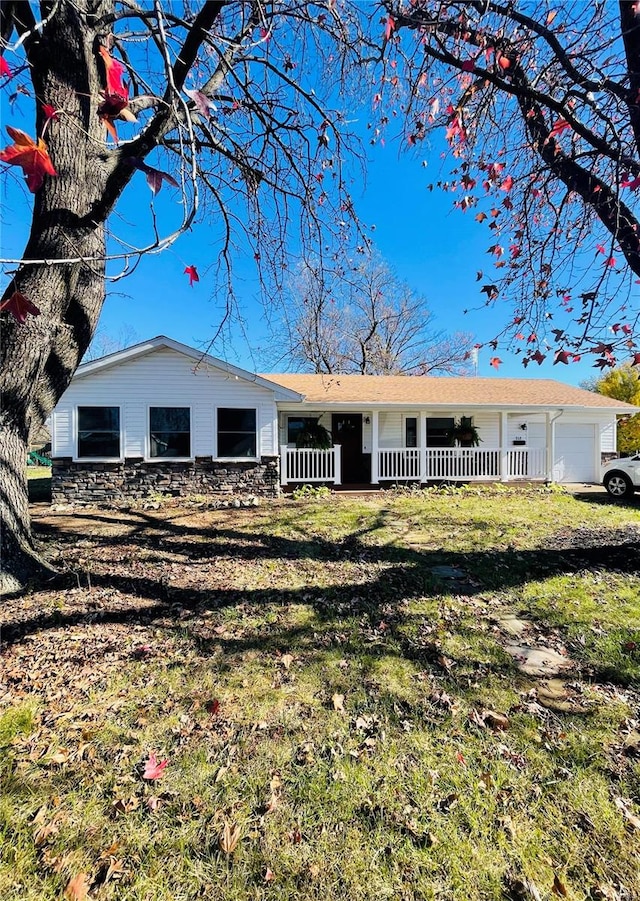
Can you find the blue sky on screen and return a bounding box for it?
[0,73,626,387]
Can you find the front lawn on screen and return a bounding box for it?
[1,486,639,900]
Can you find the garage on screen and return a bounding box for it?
[553,423,597,483]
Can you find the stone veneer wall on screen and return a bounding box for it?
[51,456,280,505]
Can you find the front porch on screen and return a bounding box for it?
[280,444,547,487]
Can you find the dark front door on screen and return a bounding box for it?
[332,414,366,484]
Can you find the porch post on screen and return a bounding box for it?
[545,412,554,482]
[334,444,342,486]
[500,412,509,482]
[280,445,289,486]
[420,411,427,482]
[371,410,379,484]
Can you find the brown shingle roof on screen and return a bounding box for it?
[260,373,637,411]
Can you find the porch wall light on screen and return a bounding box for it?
[364,416,371,425]
[519,423,527,430]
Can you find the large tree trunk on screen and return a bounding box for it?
[0,0,116,594]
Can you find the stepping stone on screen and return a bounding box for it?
[431,565,466,579]
[504,643,573,677]
[497,614,529,637]
[536,679,589,713]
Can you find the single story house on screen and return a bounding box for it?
[49,335,638,504]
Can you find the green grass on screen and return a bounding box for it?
[1,486,640,899]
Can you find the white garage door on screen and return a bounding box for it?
[553,423,596,483]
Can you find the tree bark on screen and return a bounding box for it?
[1,0,115,594]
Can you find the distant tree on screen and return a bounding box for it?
[84,325,140,362]
[590,364,640,454]
[273,252,474,375]
[376,0,640,369]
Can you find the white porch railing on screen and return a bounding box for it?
[281,444,341,486]
[375,447,547,482]
[506,447,546,480]
[280,445,547,486]
[379,448,421,480]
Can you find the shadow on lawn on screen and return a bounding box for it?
[2,505,637,675]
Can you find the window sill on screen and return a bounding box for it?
[144,457,194,463]
[73,457,123,463]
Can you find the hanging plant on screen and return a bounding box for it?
[295,420,332,450]
[451,417,481,447]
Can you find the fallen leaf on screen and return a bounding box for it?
[142,751,168,780]
[65,873,90,901]
[552,874,568,897]
[482,709,509,731]
[218,820,242,854]
[615,797,640,831]
[280,653,294,670]
[264,867,276,882]
[332,693,345,712]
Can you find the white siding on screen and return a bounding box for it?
[474,412,500,447]
[53,347,280,460]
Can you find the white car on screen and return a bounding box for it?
[602,453,640,498]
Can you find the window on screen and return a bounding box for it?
[287,416,320,445]
[426,417,454,448]
[217,408,257,457]
[150,407,190,458]
[77,406,120,458]
[405,417,418,448]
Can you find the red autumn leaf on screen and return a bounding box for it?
[42,103,59,123]
[205,698,221,715]
[622,324,633,335]
[0,290,41,324]
[605,256,616,268]
[185,88,216,120]
[490,357,502,370]
[497,55,511,71]
[0,56,12,79]
[184,265,199,286]
[461,60,475,72]
[549,117,571,139]
[612,322,621,333]
[384,15,396,40]
[554,349,570,365]
[0,126,57,192]
[500,175,514,192]
[531,349,546,365]
[475,211,487,222]
[621,174,640,190]
[595,243,606,254]
[142,752,168,780]
[99,46,128,99]
[631,353,640,366]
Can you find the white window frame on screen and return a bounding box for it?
[74,404,123,462]
[215,406,259,461]
[402,413,419,448]
[145,404,194,462]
